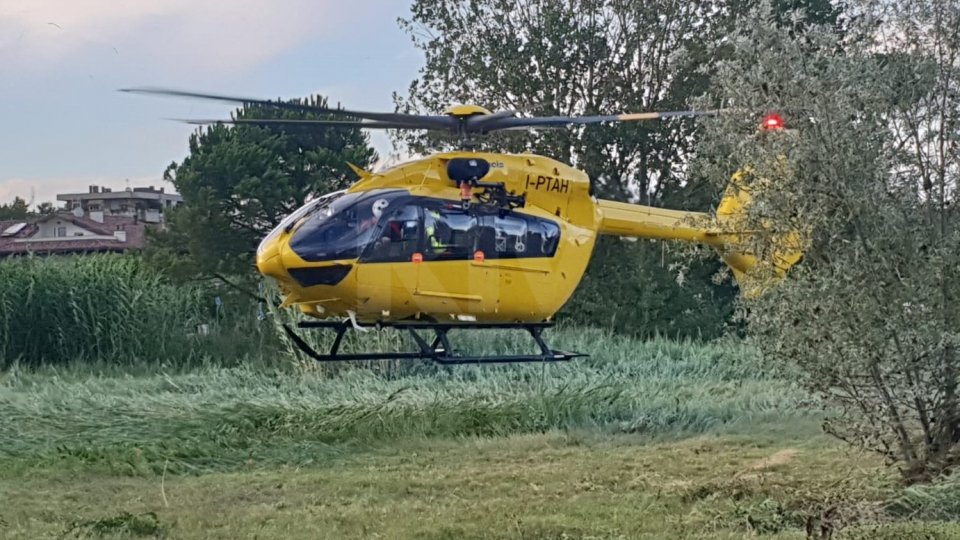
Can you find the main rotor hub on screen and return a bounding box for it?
[443,104,493,117]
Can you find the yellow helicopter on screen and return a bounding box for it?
[124,88,803,364]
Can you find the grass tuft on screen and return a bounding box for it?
[887,473,960,521]
[63,511,163,538]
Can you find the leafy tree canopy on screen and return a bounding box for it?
[150,95,377,278]
[0,197,30,221]
[0,197,56,220]
[397,0,744,201]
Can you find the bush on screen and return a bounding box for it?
[560,237,736,340]
[693,1,960,483]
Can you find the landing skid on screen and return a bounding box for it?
[282,320,586,364]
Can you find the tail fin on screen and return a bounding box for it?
[707,169,804,295]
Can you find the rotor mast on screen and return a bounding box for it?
[444,104,494,150]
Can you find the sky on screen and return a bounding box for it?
[0,0,422,206]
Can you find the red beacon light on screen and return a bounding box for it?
[761,113,785,130]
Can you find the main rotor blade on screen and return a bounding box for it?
[120,87,457,130]
[463,110,520,131]
[480,109,723,132]
[173,118,429,130]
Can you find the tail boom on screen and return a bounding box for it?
[596,199,710,242]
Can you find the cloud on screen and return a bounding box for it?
[0,0,393,75]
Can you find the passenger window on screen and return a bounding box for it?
[532,218,561,256]
[493,215,529,257]
[476,214,561,258]
[361,204,422,263]
[423,205,477,261]
[410,197,561,261]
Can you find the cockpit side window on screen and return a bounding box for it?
[361,203,422,263]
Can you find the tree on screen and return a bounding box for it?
[35,202,55,216]
[397,0,742,199]
[0,197,30,220]
[692,0,960,483]
[151,96,377,278]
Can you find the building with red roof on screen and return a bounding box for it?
[0,184,178,257]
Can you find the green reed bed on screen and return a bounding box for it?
[0,255,208,367]
[0,254,280,369]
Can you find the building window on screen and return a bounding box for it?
[56,226,67,237]
[89,204,102,211]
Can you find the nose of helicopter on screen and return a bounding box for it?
[255,231,356,318]
[256,234,288,282]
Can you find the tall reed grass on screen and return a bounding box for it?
[0,255,211,367]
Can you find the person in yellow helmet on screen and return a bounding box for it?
[425,208,445,254]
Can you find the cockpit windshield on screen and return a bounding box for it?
[288,189,406,262]
[257,189,346,257]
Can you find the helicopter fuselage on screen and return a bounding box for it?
[256,151,602,323]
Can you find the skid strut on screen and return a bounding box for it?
[282,320,586,364]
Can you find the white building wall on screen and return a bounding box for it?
[35,219,96,239]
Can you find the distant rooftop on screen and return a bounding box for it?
[57,184,183,202]
[0,212,148,257]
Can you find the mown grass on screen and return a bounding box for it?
[4,432,958,539]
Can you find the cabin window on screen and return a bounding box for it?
[287,190,561,264]
[422,204,476,261]
[476,214,560,259]
[417,198,561,261]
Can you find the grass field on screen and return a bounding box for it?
[2,330,958,538]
